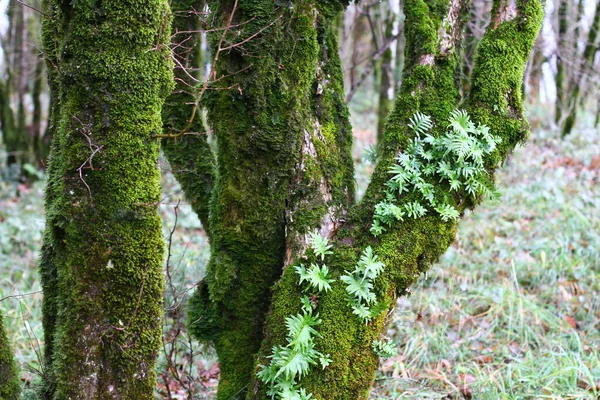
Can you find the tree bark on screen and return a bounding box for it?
[39,1,173,398]
[0,310,20,399]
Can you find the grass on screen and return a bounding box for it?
[0,109,599,398]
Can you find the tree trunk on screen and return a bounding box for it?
[171,0,542,398]
[561,0,600,136]
[185,1,353,398]
[376,3,395,144]
[0,79,16,161]
[526,33,545,104]
[554,0,568,125]
[0,310,20,399]
[32,55,47,166]
[249,0,543,398]
[39,1,173,398]
[161,0,215,232]
[394,0,406,91]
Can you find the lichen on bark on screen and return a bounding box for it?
[39,0,173,398]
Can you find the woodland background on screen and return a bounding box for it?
[0,0,599,398]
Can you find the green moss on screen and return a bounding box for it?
[40,0,173,397]
[0,311,20,400]
[186,1,326,398]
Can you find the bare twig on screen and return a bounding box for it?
[0,290,42,303]
[16,0,49,17]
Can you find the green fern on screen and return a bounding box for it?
[372,339,397,358]
[308,231,333,261]
[408,111,433,135]
[341,246,386,323]
[295,264,334,293]
[372,109,501,234]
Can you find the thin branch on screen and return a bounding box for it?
[0,290,42,303]
[16,0,49,17]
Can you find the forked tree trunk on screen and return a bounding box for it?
[177,0,542,399]
[0,310,20,399]
[39,0,173,398]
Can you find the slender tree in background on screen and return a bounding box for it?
[526,33,545,104]
[38,0,173,398]
[161,0,215,231]
[0,0,47,167]
[172,0,543,399]
[0,310,20,399]
[554,0,568,125]
[460,0,493,96]
[375,2,396,143]
[561,0,600,136]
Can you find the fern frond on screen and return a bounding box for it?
[307,232,332,261]
[372,339,397,358]
[296,264,334,293]
[408,111,433,135]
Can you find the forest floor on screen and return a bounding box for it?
[0,106,599,399]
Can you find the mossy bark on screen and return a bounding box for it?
[185,1,352,399]
[250,0,543,398]
[0,310,20,400]
[39,0,173,398]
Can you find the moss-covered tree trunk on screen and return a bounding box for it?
[181,1,353,399]
[0,310,20,399]
[248,0,542,398]
[171,0,541,398]
[39,0,173,398]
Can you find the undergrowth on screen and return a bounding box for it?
[1,115,598,398]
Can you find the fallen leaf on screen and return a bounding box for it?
[564,315,577,329]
